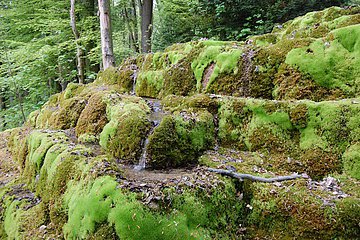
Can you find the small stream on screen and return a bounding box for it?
[134,98,167,171]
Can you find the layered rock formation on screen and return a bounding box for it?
[0,7,359,239]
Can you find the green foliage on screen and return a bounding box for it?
[197,0,348,41]
[152,0,209,51]
[0,0,100,131]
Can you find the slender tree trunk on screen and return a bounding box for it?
[131,0,140,52]
[140,0,153,53]
[98,0,115,70]
[0,94,5,129]
[124,6,139,53]
[70,0,85,84]
[0,95,5,111]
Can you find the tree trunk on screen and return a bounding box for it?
[140,0,153,53]
[131,0,140,52]
[70,0,85,84]
[98,0,115,70]
[124,6,139,53]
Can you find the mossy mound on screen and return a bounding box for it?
[146,109,215,169]
[1,6,360,240]
[76,93,109,142]
[247,177,360,239]
[217,96,360,179]
[123,7,360,101]
[99,94,151,163]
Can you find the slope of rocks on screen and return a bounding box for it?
[0,6,359,240]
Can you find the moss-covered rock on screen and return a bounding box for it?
[76,93,108,140]
[99,95,151,163]
[343,144,360,180]
[95,63,135,93]
[146,109,215,169]
[246,178,360,239]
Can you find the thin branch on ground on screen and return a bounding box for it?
[207,168,304,183]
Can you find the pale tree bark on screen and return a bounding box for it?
[98,0,115,70]
[208,168,304,183]
[70,0,85,84]
[140,0,153,53]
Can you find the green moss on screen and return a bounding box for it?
[299,101,347,151]
[25,110,40,128]
[167,178,243,238]
[50,97,87,129]
[99,99,151,163]
[343,144,360,180]
[335,197,360,238]
[161,60,197,97]
[300,148,340,179]
[218,98,248,148]
[96,66,134,93]
[347,103,360,142]
[245,102,294,152]
[3,200,23,240]
[191,45,222,90]
[23,130,69,187]
[7,127,29,168]
[76,93,108,138]
[206,49,242,91]
[285,24,360,96]
[64,83,85,100]
[63,176,208,240]
[247,180,337,239]
[147,110,215,169]
[135,70,164,98]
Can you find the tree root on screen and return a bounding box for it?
[208,168,304,183]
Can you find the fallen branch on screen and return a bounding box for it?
[207,168,303,183]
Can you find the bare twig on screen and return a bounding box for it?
[208,168,303,183]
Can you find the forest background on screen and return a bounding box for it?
[0,0,358,131]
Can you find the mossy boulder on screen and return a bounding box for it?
[128,7,360,101]
[76,93,109,142]
[247,177,360,239]
[99,95,151,163]
[217,97,360,178]
[146,110,215,169]
[95,62,135,93]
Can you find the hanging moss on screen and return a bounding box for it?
[22,130,69,188]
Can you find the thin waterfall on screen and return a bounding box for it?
[134,99,166,171]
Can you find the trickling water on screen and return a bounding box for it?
[131,71,137,95]
[213,113,220,151]
[134,98,167,171]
